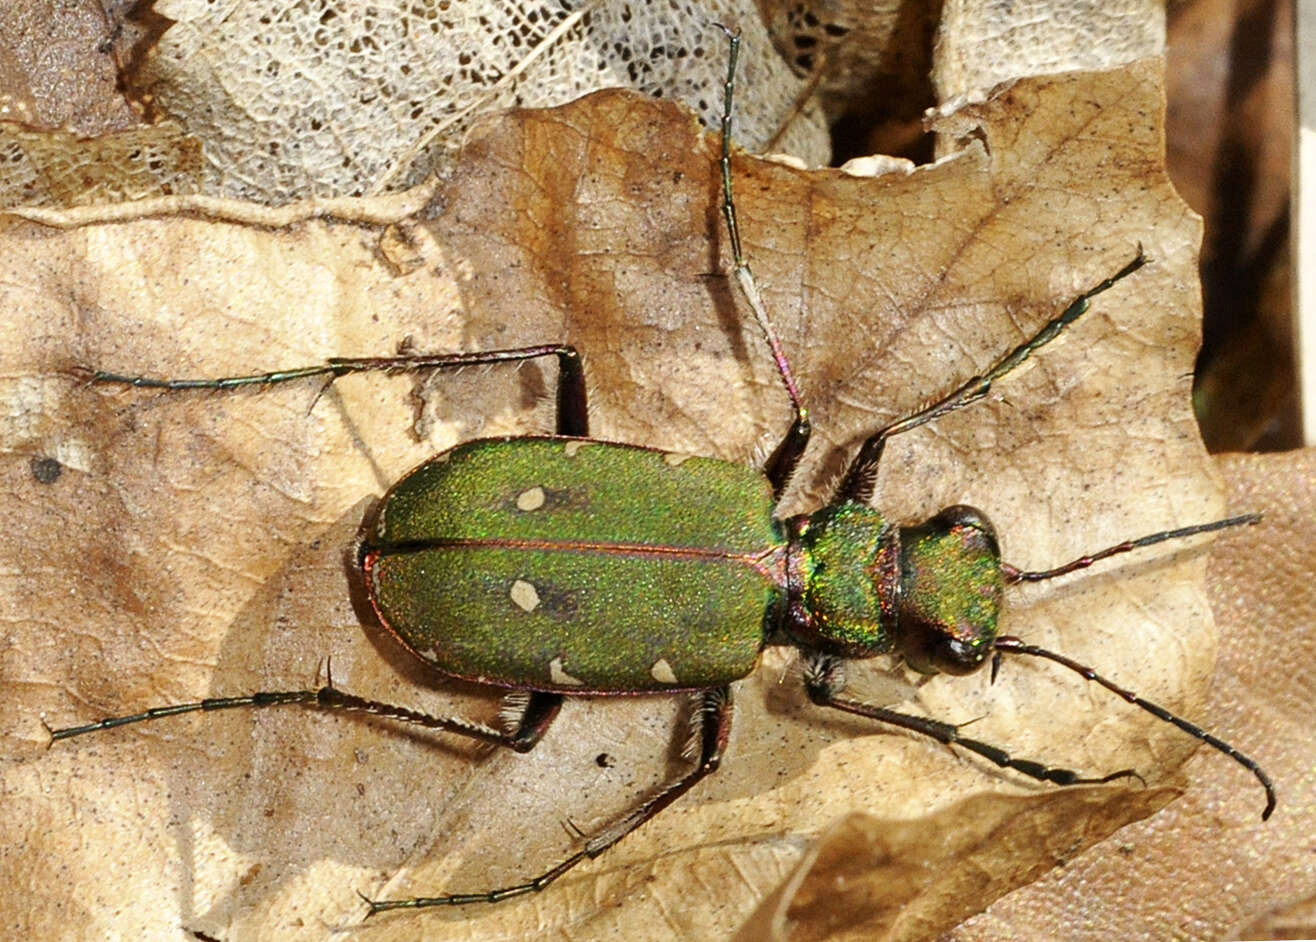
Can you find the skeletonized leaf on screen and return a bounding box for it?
[130,0,826,200]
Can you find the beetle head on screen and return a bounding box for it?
[894,505,1004,675]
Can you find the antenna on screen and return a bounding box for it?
[995,512,1273,819]
[992,636,1275,819]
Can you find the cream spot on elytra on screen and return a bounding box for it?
[515,486,546,511]
[509,579,541,612]
[650,658,678,684]
[663,452,693,467]
[563,441,587,457]
[548,656,585,686]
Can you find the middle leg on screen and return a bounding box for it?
[87,344,589,437]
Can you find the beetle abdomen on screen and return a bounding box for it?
[364,437,787,692]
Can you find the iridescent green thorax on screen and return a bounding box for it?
[787,502,900,658]
[895,506,1004,675]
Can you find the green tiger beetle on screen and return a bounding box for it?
[51,27,1273,915]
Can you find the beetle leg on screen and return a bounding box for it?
[84,344,589,437]
[296,686,564,752]
[762,413,812,501]
[833,251,1148,506]
[47,684,564,753]
[801,652,1141,789]
[497,690,564,752]
[362,685,733,914]
[716,26,811,499]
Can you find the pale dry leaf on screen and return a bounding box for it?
[132,0,827,201]
[942,449,1316,942]
[934,0,1165,103]
[0,61,1228,940]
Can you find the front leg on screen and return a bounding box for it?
[801,652,1138,789]
[834,251,1146,505]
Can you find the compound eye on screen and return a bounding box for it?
[930,636,989,676]
[931,505,998,548]
[900,628,988,676]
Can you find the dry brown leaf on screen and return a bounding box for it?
[943,449,1316,942]
[0,1,141,135]
[0,61,1241,940]
[1165,0,1297,451]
